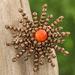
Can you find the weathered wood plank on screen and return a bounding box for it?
[0,0,59,75]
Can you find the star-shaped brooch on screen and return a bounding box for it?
[5,4,70,72]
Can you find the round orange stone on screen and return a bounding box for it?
[35,29,47,42]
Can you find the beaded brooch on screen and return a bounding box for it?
[5,4,70,72]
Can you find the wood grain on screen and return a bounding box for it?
[0,0,59,75]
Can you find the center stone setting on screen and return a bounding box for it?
[35,29,48,42]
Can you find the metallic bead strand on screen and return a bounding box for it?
[39,4,47,26]
[50,16,64,27]
[32,12,39,27]
[44,15,53,26]
[12,49,26,62]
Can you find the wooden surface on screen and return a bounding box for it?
[0,0,59,75]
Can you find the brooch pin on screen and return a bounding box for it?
[5,4,70,72]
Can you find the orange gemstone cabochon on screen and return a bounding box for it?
[35,29,48,42]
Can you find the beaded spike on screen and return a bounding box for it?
[5,4,70,72]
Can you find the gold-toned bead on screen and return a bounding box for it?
[50,23,54,27]
[12,58,17,62]
[34,63,39,66]
[45,53,48,57]
[20,43,25,47]
[61,32,66,36]
[42,4,47,8]
[34,20,38,24]
[27,53,31,56]
[40,55,44,58]
[41,12,46,16]
[33,16,37,20]
[49,14,53,18]
[39,51,43,55]
[64,51,69,55]
[33,67,38,72]
[19,51,23,55]
[34,54,38,58]
[34,59,39,62]
[17,27,21,31]
[39,60,44,65]
[59,16,64,21]
[22,49,26,52]
[28,21,32,25]
[16,54,20,58]
[23,16,28,20]
[18,19,23,23]
[13,27,17,31]
[15,41,19,44]
[48,59,52,63]
[51,63,55,67]
[21,12,26,16]
[66,32,70,35]
[54,21,57,25]
[58,47,62,51]
[14,45,18,49]
[51,54,56,58]
[18,8,23,13]
[9,25,13,29]
[29,49,33,53]
[24,41,28,45]
[33,12,37,16]
[19,39,23,43]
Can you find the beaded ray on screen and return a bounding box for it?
[5,4,70,72]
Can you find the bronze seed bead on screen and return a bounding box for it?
[18,8,23,13]
[33,67,38,72]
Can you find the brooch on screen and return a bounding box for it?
[5,4,70,72]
